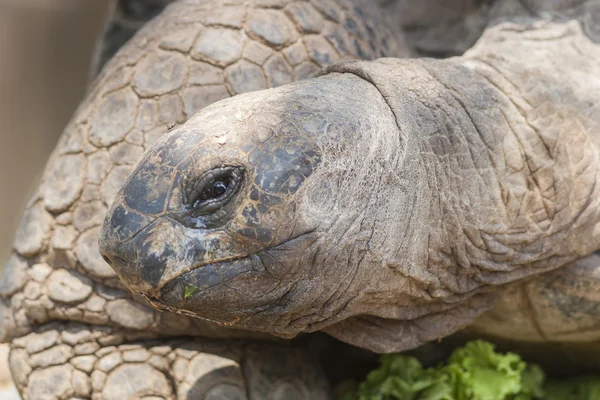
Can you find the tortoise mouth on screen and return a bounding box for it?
[134,252,255,313]
[153,251,255,292]
[159,254,259,302]
[147,231,319,327]
[155,253,288,326]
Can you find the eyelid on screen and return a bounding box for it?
[183,165,245,216]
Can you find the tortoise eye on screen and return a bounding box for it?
[194,177,231,206]
[185,166,244,216]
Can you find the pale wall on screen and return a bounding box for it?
[0,0,109,266]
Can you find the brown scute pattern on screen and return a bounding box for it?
[9,322,330,400]
[0,0,407,346]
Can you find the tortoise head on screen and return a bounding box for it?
[99,73,394,337]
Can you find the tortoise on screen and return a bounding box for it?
[1,0,600,398]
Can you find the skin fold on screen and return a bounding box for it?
[3,0,600,398]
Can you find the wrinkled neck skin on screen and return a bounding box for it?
[314,20,600,352]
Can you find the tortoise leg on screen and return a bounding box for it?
[9,322,331,400]
[464,253,600,374]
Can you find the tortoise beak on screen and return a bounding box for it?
[99,211,200,294]
[99,195,257,298]
[99,219,164,290]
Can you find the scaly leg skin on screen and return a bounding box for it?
[0,1,408,398]
[462,252,600,374]
[9,322,330,400]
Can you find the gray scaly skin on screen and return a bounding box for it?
[100,12,600,355]
[463,253,600,375]
[0,0,407,398]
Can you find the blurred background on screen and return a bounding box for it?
[0,0,110,397]
[0,0,109,267]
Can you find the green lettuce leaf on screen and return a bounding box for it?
[338,340,600,400]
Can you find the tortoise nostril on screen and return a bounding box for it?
[115,256,128,266]
[102,254,129,267]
